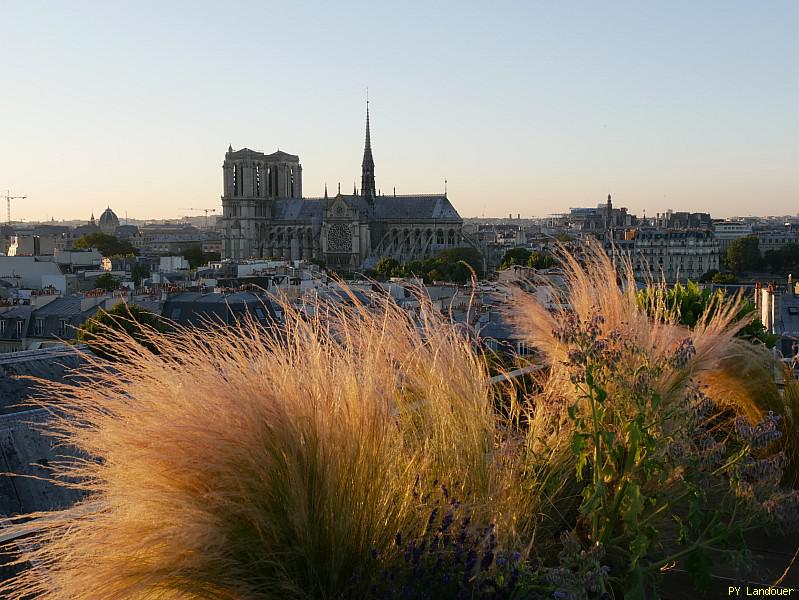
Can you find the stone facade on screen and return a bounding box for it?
[221,106,464,268]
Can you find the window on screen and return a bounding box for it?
[255,164,261,197]
[267,167,273,197]
[233,164,239,197]
[0,321,5,335]
[290,167,295,197]
[16,321,24,338]
[59,319,68,337]
[34,318,44,336]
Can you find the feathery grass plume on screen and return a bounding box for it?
[510,242,758,407]
[504,244,771,537]
[1,289,533,600]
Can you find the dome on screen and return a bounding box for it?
[98,207,120,234]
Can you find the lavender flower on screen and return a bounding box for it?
[670,337,696,369]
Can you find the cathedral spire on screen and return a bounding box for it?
[361,98,376,200]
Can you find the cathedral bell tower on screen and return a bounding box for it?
[361,101,376,201]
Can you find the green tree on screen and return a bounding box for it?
[182,244,205,269]
[375,257,401,278]
[94,273,119,292]
[73,233,137,257]
[180,245,221,270]
[698,269,718,283]
[711,272,737,284]
[764,243,799,274]
[725,236,761,274]
[500,248,532,269]
[435,247,484,278]
[131,263,150,287]
[527,251,558,269]
[77,303,166,361]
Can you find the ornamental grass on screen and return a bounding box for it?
[2,246,797,599]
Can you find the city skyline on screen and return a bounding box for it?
[2,1,798,222]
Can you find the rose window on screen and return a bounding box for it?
[328,222,352,252]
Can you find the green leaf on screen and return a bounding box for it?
[685,547,713,589]
[624,482,645,531]
[624,567,649,600]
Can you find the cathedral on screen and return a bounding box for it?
[221,105,464,268]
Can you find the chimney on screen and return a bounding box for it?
[80,294,106,312]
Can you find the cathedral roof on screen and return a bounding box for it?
[369,195,460,221]
[272,198,324,221]
[268,194,461,223]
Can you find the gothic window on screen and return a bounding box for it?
[256,164,261,197]
[447,229,455,245]
[290,168,295,197]
[233,164,238,197]
[267,167,273,197]
[328,222,352,252]
[437,229,444,245]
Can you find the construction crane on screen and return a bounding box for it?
[179,207,218,228]
[2,190,26,225]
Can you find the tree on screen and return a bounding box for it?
[131,263,150,287]
[527,251,558,269]
[182,244,205,269]
[379,248,484,284]
[181,245,221,270]
[375,257,401,278]
[77,303,166,361]
[725,236,761,274]
[95,273,119,292]
[500,248,532,269]
[73,233,137,257]
[764,243,799,274]
[698,269,718,283]
[435,247,484,279]
[711,272,737,284]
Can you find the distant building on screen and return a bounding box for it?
[755,230,799,256]
[713,221,753,253]
[221,103,465,268]
[628,229,720,282]
[7,234,56,257]
[652,210,712,230]
[161,291,277,328]
[98,207,120,235]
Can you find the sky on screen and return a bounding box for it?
[1,1,798,222]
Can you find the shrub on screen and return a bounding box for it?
[76,302,166,361]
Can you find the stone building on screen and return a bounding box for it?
[628,228,720,282]
[98,207,120,235]
[221,105,464,268]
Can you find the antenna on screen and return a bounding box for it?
[3,190,27,225]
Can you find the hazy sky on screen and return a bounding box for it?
[2,1,798,222]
